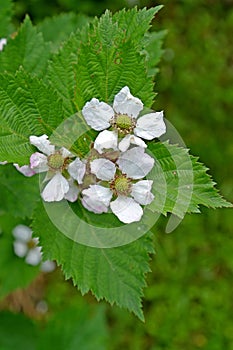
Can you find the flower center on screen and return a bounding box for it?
[27,239,37,249]
[110,175,132,196]
[47,153,64,170]
[111,114,136,134]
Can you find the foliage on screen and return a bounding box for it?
[0,2,232,346]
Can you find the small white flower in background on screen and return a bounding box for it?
[82,86,166,152]
[0,38,7,51]
[12,225,42,266]
[0,161,7,165]
[29,134,85,202]
[12,224,56,271]
[81,147,155,223]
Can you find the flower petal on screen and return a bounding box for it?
[131,180,154,205]
[30,152,49,173]
[0,38,7,51]
[134,111,166,140]
[94,130,118,154]
[68,158,86,184]
[13,163,36,177]
[64,179,79,202]
[60,147,73,158]
[42,173,69,202]
[0,161,7,165]
[110,196,143,223]
[82,185,112,213]
[113,86,143,118]
[29,135,55,155]
[90,158,116,181]
[117,147,154,179]
[40,260,56,272]
[12,224,32,241]
[25,247,42,266]
[118,134,147,152]
[13,241,28,258]
[82,98,114,131]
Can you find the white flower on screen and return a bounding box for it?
[0,38,7,52]
[12,224,56,271]
[29,134,85,202]
[82,86,166,152]
[0,161,7,165]
[81,147,155,223]
[12,225,42,266]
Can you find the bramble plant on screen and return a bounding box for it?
[0,0,232,323]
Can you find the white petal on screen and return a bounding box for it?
[0,161,7,165]
[30,152,49,173]
[61,147,73,158]
[40,260,56,272]
[64,179,79,202]
[29,135,55,155]
[42,173,69,202]
[134,111,166,140]
[90,158,116,181]
[82,98,114,131]
[110,196,143,223]
[82,185,112,213]
[12,224,32,241]
[113,86,143,118]
[13,164,35,177]
[94,130,118,154]
[117,147,154,179]
[13,241,28,258]
[0,38,7,51]
[118,134,147,152]
[131,180,154,205]
[25,247,42,266]
[68,158,86,184]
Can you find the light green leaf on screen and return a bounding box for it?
[0,164,39,218]
[148,141,232,218]
[48,7,162,114]
[0,69,65,163]
[32,200,154,321]
[0,0,13,37]
[0,16,51,76]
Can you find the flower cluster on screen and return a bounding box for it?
[12,224,56,272]
[3,86,166,224]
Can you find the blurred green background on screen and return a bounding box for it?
[1,0,233,349]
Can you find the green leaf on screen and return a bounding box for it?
[0,69,65,163]
[143,30,167,77]
[148,141,232,218]
[37,12,90,50]
[0,312,38,350]
[32,200,154,321]
[0,16,51,76]
[0,164,39,218]
[48,7,162,114]
[0,0,13,37]
[38,302,107,350]
[0,214,40,299]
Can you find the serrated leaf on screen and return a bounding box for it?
[0,16,51,76]
[32,200,154,321]
[37,12,90,50]
[0,164,39,218]
[48,7,162,114]
[0,0,13,37]
[0,69,65,163]
[148,141,232,218]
